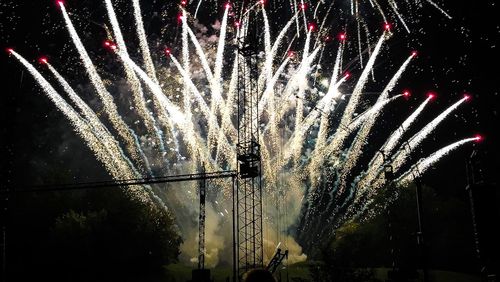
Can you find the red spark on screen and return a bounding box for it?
[234,21,240,28]
[464,93,471,101]
[384,22,391,31]
[308,23,316,32]
[6,48,14,54]
[474,134,483,142]
[339,33,346,41]
[57,0,64,7]
[103,40,117,51]
[165,48,171,55]
[180,0,187,6]
[403,90,411,97]
[39,57,48,64]
[287,50,296,58]
[224,2,231,9]
[427,92,436,100]
[344,72,350,79]
[259,0,266,5]
[411,50,418,57]
[299,3,307,10]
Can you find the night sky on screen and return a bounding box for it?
[1,0,498,193]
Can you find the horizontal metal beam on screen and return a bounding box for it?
[2,171,238,194]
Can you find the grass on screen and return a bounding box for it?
[163,262,481,282]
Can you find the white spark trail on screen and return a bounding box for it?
[104,0,167,160]
[46,62,149,177]
[397,137,477,186]
[11,51,139,181]
[348,94,403,131]
[308,42,344,187]
[119,52,222,167]
[425,0,452,19]
[388,0,410,33]
[391,96,469,171]
[132,0,159,83]
[323,32,387,158]
[285,76,349,161]
[59,2,148,173]
[359,95,432,192]
[207,6,230,151]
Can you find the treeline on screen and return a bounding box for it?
[312,183,480,282]
[6,175,182,282]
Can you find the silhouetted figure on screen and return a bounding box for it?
[242,268,275,282]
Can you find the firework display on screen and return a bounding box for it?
[5,0,481,266]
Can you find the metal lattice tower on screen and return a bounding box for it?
[198,165,206,270]
[235,7,263,276]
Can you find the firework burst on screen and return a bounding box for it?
[7,0,474,264]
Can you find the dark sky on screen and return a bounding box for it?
[1,0,498,195]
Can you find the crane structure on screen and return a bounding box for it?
[235,4,264,277]
[198,165,207,270]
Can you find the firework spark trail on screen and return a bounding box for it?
[46,63,125,161]
[425,0,452,19]
[181,10,191,122]
[118,52,223,168]
[122,48,234,163]
[397,137,478,186]
[134,1,181,160]
[357,14,364,67]
[258,57,291,118]
[207,5,230,150]
[215,52,239,163]
[259,7,273,94]
[323,32,387,159]
[319,94,404,226]
[357,95,433,197]
[11,51,138,181]
[59,2,150,174]
[44,63,170,205]
[315,2,334,47]
[168,54,237,153]
[271,13,298,57]
[261,56,292,147]
[307,41,345,188]
[288,29,313,135]
[213,5,229,88]
[348,94,403,130]
[300,0,307,31]
[132,0,159,83]
[292,0,300,36]
[194,0,203,18]
[257,13,299,114]
[117,53,185,125]
[388,0,410,33]
[347,52,416,133]
[296,42,345,231]
[313,0,322,19]
[275,46,321,123]
[371,0,388,23]
[285,75,349,162]
[180,12,227,112]
[356,96,469,206]
[315,33,387,217]
[390,96,469,172]
[269,46,321,165]
[104,0,167,161]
